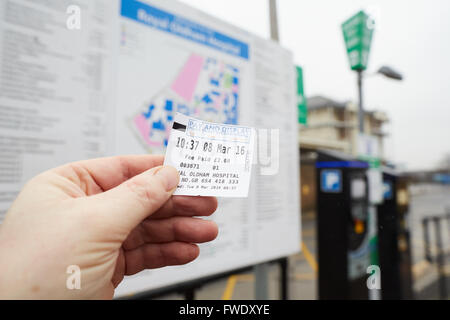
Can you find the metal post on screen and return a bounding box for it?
[253,0,281,301]
[433,217,447,300]
[254,262,269,300]
[357,70,364,133]
[184,287,195,300]
[422,218,431,262]
[357,69,373,300]
[279,258,288,300]
[269,0,279,41]
[446,210,450,242]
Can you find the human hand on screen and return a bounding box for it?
[0,155,218,299]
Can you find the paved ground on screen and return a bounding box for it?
[154,184,450,300]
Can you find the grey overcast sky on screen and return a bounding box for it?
[180,0,450,171]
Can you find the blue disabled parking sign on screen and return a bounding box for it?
[321,169,342,193]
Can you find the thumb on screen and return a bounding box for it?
[89,165,179,233]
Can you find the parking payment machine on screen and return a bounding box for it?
[316,150,370,299]
[377,168,413,299]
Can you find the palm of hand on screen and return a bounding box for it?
[0,155,218,299]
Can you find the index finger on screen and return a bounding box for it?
[52,154,164,192]
[150,196,218,219]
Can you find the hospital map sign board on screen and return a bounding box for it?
[0,0,301,297]
[341,10,374,71]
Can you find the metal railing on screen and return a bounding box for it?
[422,210,450,299]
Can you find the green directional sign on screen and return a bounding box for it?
[296,66,307,125]
[342,10,374,71]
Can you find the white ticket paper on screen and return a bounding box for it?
[164,113,255,197]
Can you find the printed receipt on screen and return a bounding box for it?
[164,113,255,197]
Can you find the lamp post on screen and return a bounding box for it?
[269,0,279,41]
[253,0,280,301]
[342,11,404,301]
[357,65,403,133]
[357,70,364,133]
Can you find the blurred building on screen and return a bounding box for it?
[299,95,389,212]
[300,95,389,157]
[404,170,450,184]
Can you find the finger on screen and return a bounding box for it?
[123,217,218,249]
[124,242,199,275]
[88,165,179,232]
[51,155,164,195]
[150,196,218,219]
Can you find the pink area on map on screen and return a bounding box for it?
[232,84,239,93]
[134,114,160,147]
[171,54,204,102]
[214,94,222,109]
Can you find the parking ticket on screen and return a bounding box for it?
[164,113,255,197]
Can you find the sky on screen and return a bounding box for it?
[180,0,450,171]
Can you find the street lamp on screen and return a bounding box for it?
[376,66,403,81]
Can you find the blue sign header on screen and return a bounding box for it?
[121,0,249,60]
[316,161,369,169]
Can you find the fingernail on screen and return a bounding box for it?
[155,166,179,191]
